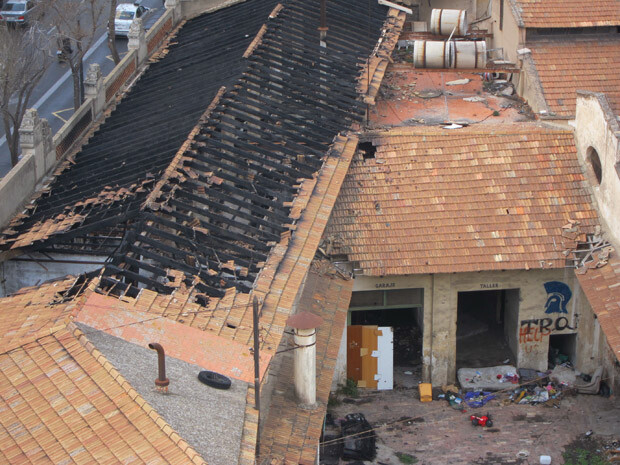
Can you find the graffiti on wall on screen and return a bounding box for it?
[519,282,575,353]
[543,281,572,314]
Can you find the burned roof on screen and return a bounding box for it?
[0,0,279,253]
[98,0,401,299]
[0,1,405,464]
[326,125,599,276]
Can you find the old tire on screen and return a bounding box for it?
[486,419,493,427]
[198,370,231,390]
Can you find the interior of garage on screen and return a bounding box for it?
[348,288,423,387]
[456,289,520,369]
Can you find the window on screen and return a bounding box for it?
[587,147,602,185]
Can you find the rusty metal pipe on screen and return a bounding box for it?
[148,342,170,390]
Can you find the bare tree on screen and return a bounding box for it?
[107,0,121,64]
[48,0,107,110]
[0,24,51,167]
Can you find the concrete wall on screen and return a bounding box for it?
[180,0,244,19]
[351,268,584,386]
[478,0,523,66]
[573,92,620,248]
[573,279,620,393]
[0,253,106,297]
[516,50,550,116]
[503,288,520,360]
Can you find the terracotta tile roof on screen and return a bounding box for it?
[512,0,620,28]
[326,125,599,276]
[0,323,206,464]
[0,278,76,352]
[258,262,353,465]
[358,9,407,105]
[576,250,620,362]
[76,291,272,383]
[529,37,620,117]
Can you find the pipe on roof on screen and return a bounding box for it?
[148,342,170,391]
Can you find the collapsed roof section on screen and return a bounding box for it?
[98,0,403,300]
[0,0,279,254]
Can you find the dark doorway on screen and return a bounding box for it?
[456,289,519,369]
[548,333,577,369]
[348,288,423,387]
[350,307,421,367]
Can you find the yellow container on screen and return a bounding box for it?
[419,383,432,402]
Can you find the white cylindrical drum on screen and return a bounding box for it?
[413,40,454,68]
[430,9,468,36]
[452,40,487,68]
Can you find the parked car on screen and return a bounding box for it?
[0,0,37,25]
[113,2,151,38]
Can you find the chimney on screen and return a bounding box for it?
[286,311,324,409]
[148,342,170,392]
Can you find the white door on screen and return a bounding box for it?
[375,326,393,390]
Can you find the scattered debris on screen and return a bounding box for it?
[413,89,441,99]
[446,78,470,86]
[463,96,486,102]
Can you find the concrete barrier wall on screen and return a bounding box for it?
[0,8,178,231]
[0,0,241,232]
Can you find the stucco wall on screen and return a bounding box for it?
[486,0,523,65]
[352,268,584,386]
[574,92,620,247]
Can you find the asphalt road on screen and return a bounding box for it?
[0,0,165,178]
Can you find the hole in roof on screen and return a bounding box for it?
[587,146,602,185]
[226,323,237,329]
[359,142,376,160]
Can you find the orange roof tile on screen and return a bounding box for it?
[0,323,205,464]
[576,251,620,362]
[529,37,620,117]
[0,278,76,352]
[76,292,271,383]
[326,125,599,276]
[513,0,620,28]
[259,262,353,465]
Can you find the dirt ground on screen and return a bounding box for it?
[326,382,620,465]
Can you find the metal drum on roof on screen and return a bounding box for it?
[430,8,468,36]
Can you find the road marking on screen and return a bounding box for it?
[52,108,74,123]
[0,32,109,150]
